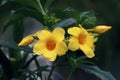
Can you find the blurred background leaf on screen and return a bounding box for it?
[44,0,54,11]
[0,40,32,52]
[52,18,76,29]
[8,0,41,12]
[79,65,116,80]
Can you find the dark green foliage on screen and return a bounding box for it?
[80,65,116,80]
[0,0,118,80]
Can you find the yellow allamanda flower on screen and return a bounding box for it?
[33,27,68,61]
[67,25,97,58]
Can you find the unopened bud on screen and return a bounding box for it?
[18,35,34,46]
[88,25,112,34]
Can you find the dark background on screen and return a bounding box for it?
[0,0,120,79]
[51,0,120,79]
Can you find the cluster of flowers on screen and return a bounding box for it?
[18,25,111,61]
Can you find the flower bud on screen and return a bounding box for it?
[88,25,112,34]
[18,35,34,46]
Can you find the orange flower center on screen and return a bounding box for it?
[46,40,56,50]
[78,34,86,45]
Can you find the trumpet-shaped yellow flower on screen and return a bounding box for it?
[33,27,68,61]
[68,25,97,58]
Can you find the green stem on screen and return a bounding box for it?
[34,57,43,80]
[47,65,55,80]
[34,57,40,68]
[47,58,61,80]
[22,55,38,69]
[37,0,46,15]
[66,68,74,80]
[44,26,49,30]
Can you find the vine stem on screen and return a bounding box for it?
[47,65,55,80]
[66,68,74,80]
[36,0,46,15]
[22,55,38,69]
[47,58,62,80]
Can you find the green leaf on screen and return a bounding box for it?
[13,18,24,43]
[52,18,76,29]
[63,8,96,27]
[1,12,25,44]
[68,56,87,70]
[79,65,116,80]
[64,7,79,20]
[44,0,54,10]
[2,13,24,33]
[14,8,44,22]
[0,0,5,6]
[9,48,23,71]
[79,11,96,27]
[67,51,88,70]
[8,0,41,12]
[0,40,32,53]
[49,9,69,19]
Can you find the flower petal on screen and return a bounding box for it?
[43,51,57,61]
[79,26,88,34]
[33,41,46,55]
[52,27,65,41]
[35,30,52,40]
[79,44,95,58]
[55,41,68,56]
[68,37,79,51]
[85,33,97,50]
[68,27,81,37]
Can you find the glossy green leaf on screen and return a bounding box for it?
[67,51,88,69]
[79,65,116,80]
[2,13,24,33]
[0,0,5,6]
[79,11,96,27]
[1,2,44,39]
[0,40,32,53]
[52,18,76,29]
[44,0,54,10]
[0,2,14,30]
[14,8,44,22]
[68,56,88,70]
[13,19,24,43]
[8,0,41,12]
[64,8,79,20]
[9,48,23,71]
